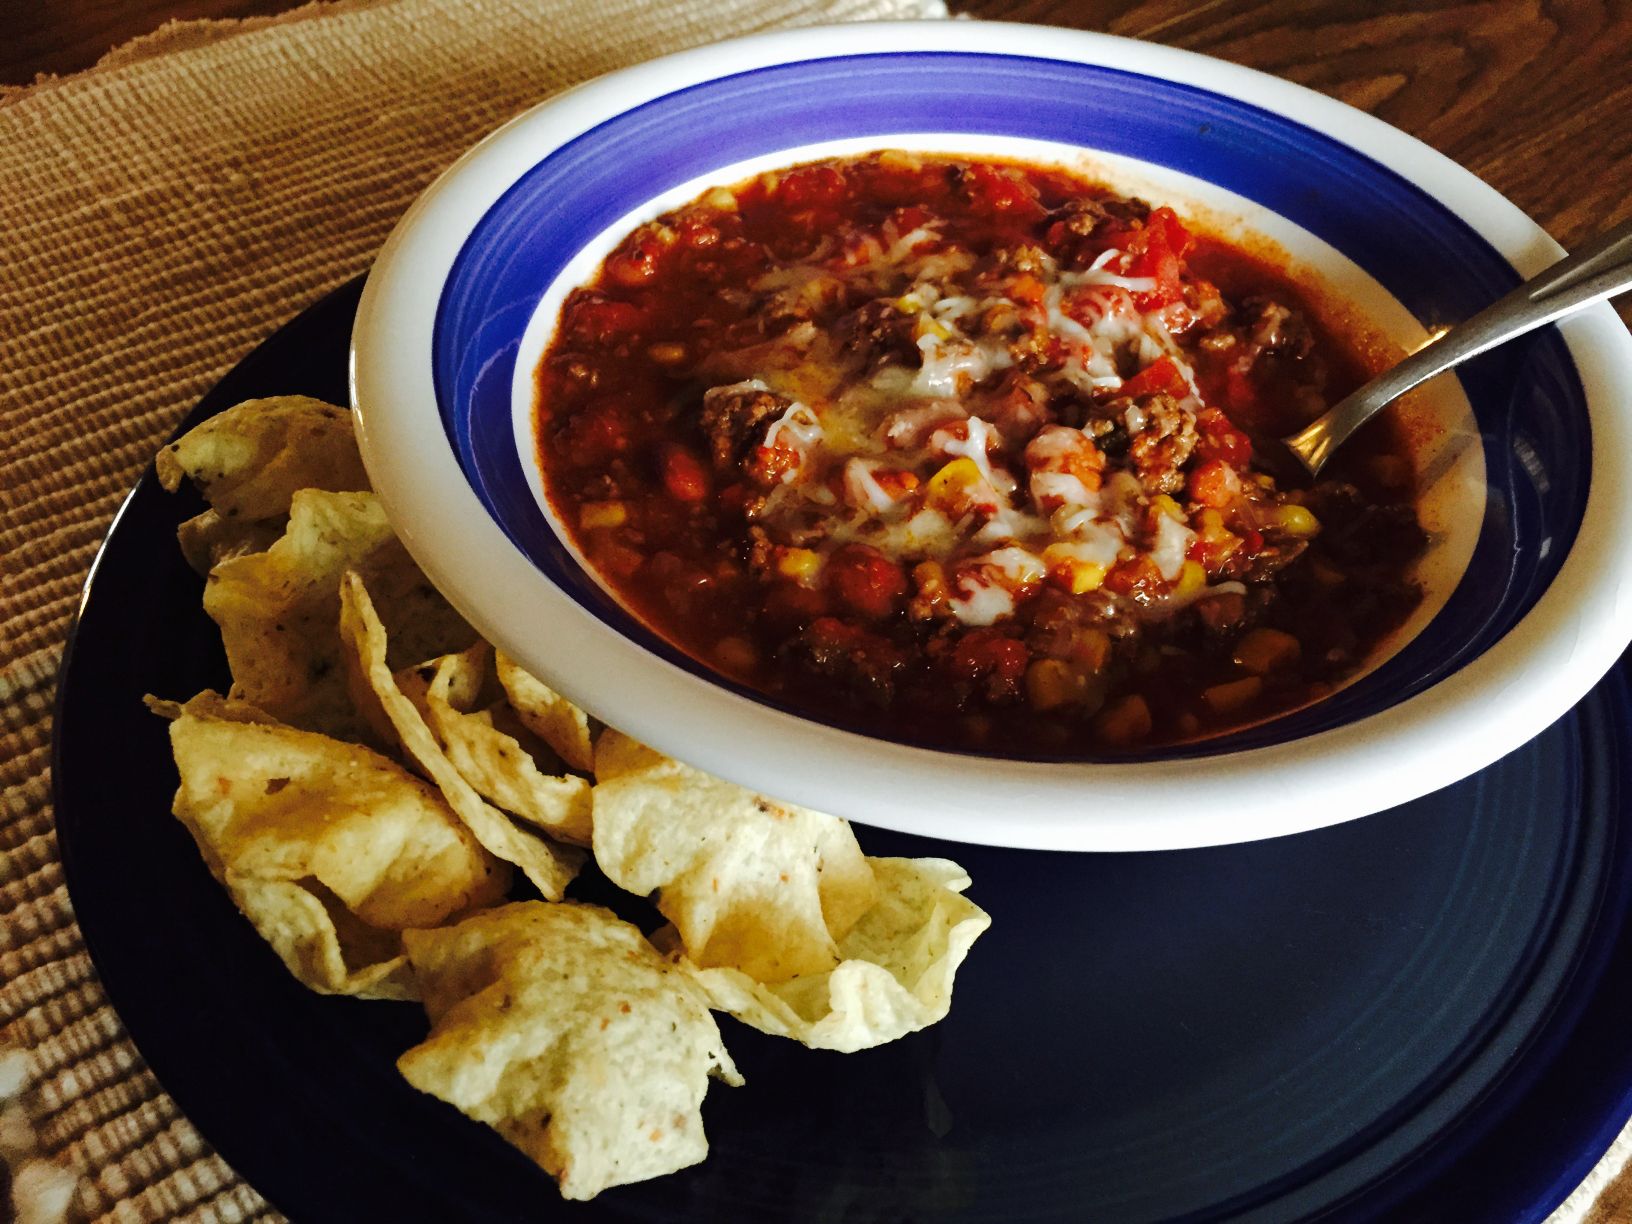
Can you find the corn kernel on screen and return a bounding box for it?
[1196,508,1227,539]
[893,292,924,313]
[1026,659,1087,711]
[647,341,688,365]
[1233,627,1301,674]
[1174,560,1206,598]
[1202,675,1263,715]
[579,501,627,530]
[913,314,951,341]
[1094,694,1152,746]
[776,547,822,586]
[1275,504,1321,536]
[926,457,983,502]
[878,149,924,172]
[1063,560,1107,594]
[1151,494,1185,522]
[704,188,738,211]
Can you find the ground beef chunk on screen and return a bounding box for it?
[1119,392,1198,494]
[1045,195,1152,266]
[1242,297,1315,359]
[1226,538,1309,583]
[783,617,906,708]
[990,243,1052,276]
[700,382,792,473]
[840,299,921,369]
[1306,483,1428,567]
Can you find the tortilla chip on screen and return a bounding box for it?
[417,646,593,846]
[675,857,990,1052]
[339,574,583,898]
[227,874,417,999]
[398,902,742,1200]
[155,395,369,519]
[176,508,285,574]
[204,489,475,738]
[494,651,596,773]
[591,732,876,983]
[157,690,510,998]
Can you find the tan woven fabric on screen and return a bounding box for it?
[0,0,940,1217]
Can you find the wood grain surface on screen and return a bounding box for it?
[7,0,1632,248]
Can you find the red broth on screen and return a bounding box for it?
[534,153,1424,755]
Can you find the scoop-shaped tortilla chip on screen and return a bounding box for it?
[204,490,475,738]
[155,396,369,519]
[226,874,418,999]
[591,732,876,983]
[674,857,990,1052]
[398,902,742,1200]
[494,651,596,773]
[339,574,583,898]
[155,691,510,998]
[177,508,285,574]
[417,646,593,846]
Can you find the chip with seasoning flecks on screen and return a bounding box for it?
[590,730,877,983]
[204,489,476,740]
[493,650,597,774]
[408,643,593,847]
[155,395,369,521]
[338,573,584,899]
[148,690,509,999]
[397,901,742,1200]
[669,856,990,1052]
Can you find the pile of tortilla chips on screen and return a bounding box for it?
[149,398,990,1200]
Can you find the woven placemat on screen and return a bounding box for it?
[0,0,942,1217]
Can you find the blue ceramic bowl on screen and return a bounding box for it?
[351,21,1632,850]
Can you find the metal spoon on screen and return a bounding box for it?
[1281,218,1632,478]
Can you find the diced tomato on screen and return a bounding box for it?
[1107,207,1193,310]
[950,631,1029,682]
[1007,273,1046,306]
[776,165,847,209]
[826,544,909,621]
[1119,356,1191,401]
[558,400,630,466]
[1187,459,1240,509]
[870,468,920,500]
[947,629,1029,703]
[891,205,934,232]
[959,164,1045,221]
[660,443,711,504]
[1194,407,1253,466]
[1105,556,1164,602]
[563,293,645,345]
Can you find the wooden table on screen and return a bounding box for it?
[10,0,1632,250]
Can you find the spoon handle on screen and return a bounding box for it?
[1283,217,1632,476]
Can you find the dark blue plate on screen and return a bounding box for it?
[54,280,1632,1222]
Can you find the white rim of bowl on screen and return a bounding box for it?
[352,21,1632,851]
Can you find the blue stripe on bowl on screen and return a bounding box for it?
[431,50,1589,760]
